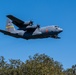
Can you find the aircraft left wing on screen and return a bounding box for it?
[6,15,40,33]
[0,29,21,38]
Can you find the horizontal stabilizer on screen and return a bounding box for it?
[0,29,21,38]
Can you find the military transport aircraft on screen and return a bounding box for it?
[0,15,63,40]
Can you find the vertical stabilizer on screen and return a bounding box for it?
[6,19,15,32]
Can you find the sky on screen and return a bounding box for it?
[0,0,76,69]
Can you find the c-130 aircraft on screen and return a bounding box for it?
[0,15,63,40]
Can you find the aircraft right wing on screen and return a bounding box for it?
[7,15,24,28]
[0,29,21,38]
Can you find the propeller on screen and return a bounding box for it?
[37,24,40,28]
[29,20,33,25]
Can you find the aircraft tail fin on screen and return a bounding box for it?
[6,19,16,32]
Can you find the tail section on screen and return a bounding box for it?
[6,19,16,32]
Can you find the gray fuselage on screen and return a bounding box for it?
[22,25,63,39]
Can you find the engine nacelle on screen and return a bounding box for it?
[24,21,33,26]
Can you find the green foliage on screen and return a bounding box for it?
[0,54,75,75]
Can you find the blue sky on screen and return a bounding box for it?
[0,0,76,69]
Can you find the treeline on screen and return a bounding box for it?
[0,53,76,75]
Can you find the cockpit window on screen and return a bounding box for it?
[55,26,59,29]
[55,26,59,27]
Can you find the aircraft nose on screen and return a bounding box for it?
[60,28,63,32]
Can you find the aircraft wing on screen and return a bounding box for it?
[7,15,24,28]
[0,29,21,38]
[6,15,39,33]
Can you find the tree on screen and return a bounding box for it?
[0,56,6,69]
[0,54,75,75]
[21,53,64,75]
